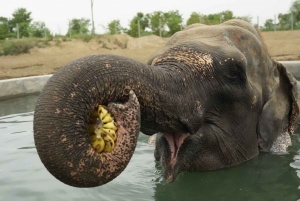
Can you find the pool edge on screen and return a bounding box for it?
[0,74,53,100]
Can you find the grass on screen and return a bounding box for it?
[72,34,93,42]
[0,38,52,56]
[0,33,135,56]
[102,43,110,49]
[0,35,96,56]
[113,38,128,49]
[32,65,42,70]
[54,39,61,46]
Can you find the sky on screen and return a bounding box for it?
[0,0,295,35]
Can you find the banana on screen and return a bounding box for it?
[89,134,97,142]
[88,104,118,153]
[101,128,117,141]
[89,134,105,153]
[102,122,117,131]
[92,137,105,153]
[102,114,113,123]
[99,106,108,119]
[102,133,115,152]
[94,127,102,138]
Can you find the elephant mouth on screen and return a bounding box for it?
[164,132,190,168]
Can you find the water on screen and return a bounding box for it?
[1,95,300,201]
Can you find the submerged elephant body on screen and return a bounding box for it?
[34,20,299,187]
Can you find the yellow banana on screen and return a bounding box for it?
[102,134,115,152]
[89,134,105,153]
[101,128,117,141]
[99,106,108,119]
[102,122,117,131]
[102,114,113,123]
[92,137,105,153]
[97,105,103,113]
[88,104,118,153]
[94,128,102,138]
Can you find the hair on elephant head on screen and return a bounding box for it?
[34,19,299,187]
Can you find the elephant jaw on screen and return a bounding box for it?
[163,132,190,181]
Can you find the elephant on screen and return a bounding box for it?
[33,19,299,188]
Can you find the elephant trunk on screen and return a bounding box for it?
[34,54,190,187]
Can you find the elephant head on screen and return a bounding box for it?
[34,19,299,187]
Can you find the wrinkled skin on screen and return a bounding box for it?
[150,20,299,181]
[34,19,299,187]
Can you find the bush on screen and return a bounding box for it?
[0,39,35,55]
[113,38,128,49]
[72,34,93,42]
[0,38,51,56]
[81,34,92,42]
[102,43,110,49]
[54,39,61,46]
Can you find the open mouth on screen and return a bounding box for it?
[163,133,190,167]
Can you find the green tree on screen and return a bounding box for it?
[0,17,13,40]
[186,12,201,26]
[67,18,90,36]
[278,13,293,30]
[9,8,32,38]
[28,21,51,38]
[221,10,234,21]
[291,0,300,22]
[188,10,234,25]
[234,15,252,23]
[127,12,149,37]
[205,10,233,24]
[164,10,183,36]
[146,11,167,37]
[108,20,122,35]
[264,19,273,31]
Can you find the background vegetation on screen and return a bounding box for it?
[0,0,299,55]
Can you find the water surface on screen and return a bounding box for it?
[1,95,300,201]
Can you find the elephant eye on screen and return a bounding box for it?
[227,64,246,85]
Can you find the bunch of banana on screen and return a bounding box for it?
[88,105,118,153]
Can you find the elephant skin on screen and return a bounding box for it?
[33,19,299,187]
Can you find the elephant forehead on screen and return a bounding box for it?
[162,20,262,58]
[152,44,214,72]
[150,23,261,69]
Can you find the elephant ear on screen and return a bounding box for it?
[257,61,299,151]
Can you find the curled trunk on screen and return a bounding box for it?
[34,54,190,187]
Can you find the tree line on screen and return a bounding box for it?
[264,0,300,31]
[108,10,253,37]
[0,0,300,40]
[0,8,51,40]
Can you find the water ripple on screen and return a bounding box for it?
[1,95,300,201]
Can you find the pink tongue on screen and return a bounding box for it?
[164,133,190,167]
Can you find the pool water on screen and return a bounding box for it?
[1,95,300,201]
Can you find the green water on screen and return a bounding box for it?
[1,95,300,201]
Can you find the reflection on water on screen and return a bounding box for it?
[0,94,38,117]
[154,147,300,201]
[1,95,300,201]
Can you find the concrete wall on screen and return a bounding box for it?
[0,61,299,100]
[280,61,300,80]
[0,75,52,100]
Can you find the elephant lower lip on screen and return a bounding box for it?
[164,132,190,167]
